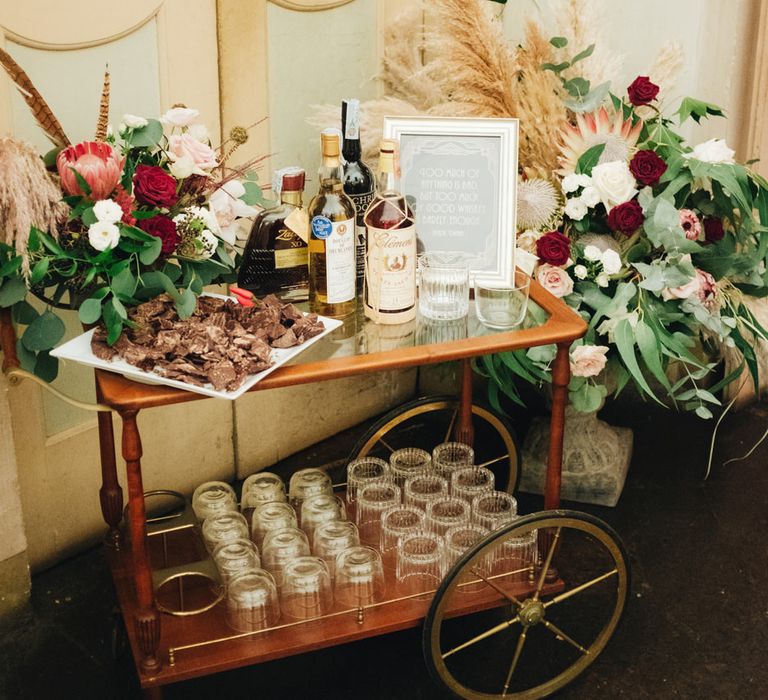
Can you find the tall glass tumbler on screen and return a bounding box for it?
[404,474,449,512]
[213,539,261,586]
[396,531,445,596]
[192,481,237,521]
[346,457,391,504]
[380,505,425,568]
[425,497,471,537]
[356,483,401,545]
[334,546,386,607]
[300,494,346,541]
[262,527,311,588]
[418,251,470,320]
[450,466,495,504]
[313,520,360,579]
[471,491,518,531]
[281,557,333,620]
[251,501,298,549]
[432,442,475,481]
[202,512,250,552]
[389,448,431,488]
[225,569,280,632]
[444,524,490,592]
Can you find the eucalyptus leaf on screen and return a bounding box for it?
[139,237,162,265]
[614,319,663,404]
[34,350,59,382]
[21,310,65,352]
[12,301,38,325]
[176,288,197,318]
[0,255,22,278]
[636,319,671,390]
[81,206,97,226]
[549,36,568,48]
[0,276,27,307]
[78,298,104,325]
[16,339,36,373]
[111,267,137,298]
[125,119,163,148]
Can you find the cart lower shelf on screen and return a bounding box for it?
[108,543,564,689]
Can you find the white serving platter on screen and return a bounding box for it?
[50,311,343,401]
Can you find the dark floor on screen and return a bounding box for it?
[1,399,767,700]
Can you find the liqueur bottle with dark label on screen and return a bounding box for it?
[363,139,416,325]
[308,131,357,318]
[341,99,375,295]
[238,168,309,301]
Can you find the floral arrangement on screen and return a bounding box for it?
[0,60,268,380]
[311,0,768,419]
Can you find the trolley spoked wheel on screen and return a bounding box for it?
[349,395,520,494]
[424,510,630,699]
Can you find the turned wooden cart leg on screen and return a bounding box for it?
[96,382,123,549]
[545,342,570,511]
[120,408,162,675]
[141,686,164,699]
[454,358,475,446]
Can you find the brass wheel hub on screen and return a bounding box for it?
[518,599,545,627]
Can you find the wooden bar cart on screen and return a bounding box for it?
[1,280,631,698]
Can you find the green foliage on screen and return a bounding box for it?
[575,144,606,175]
[676,97,725,124]
[124,119,164,148]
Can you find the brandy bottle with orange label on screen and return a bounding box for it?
[238,168,309,301]
[363,139,417,324]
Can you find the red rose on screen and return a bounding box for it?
[703,217,725,243]
[536,231,571,266]
[607,200,644,235]
[139,215,180,255]
[133,165,178,208]
[629,150,667,186]
[627,76,660,106]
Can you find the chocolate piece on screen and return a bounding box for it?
[89,295,324,392]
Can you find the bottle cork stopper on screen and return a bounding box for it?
[379,139,397,154]
[321,131,341,158]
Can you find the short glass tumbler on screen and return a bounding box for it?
[389,448,431,488]
[474,270,531,330]
[356,483,401,545]
[241,472,287,511]
[346,457,391,504]
[213,538,261,585]
[334,546,386,607]
[288,469,333,521]
[432,442,475,481]
[471,491,518,531]
[192,481,237,521]
[380,506,425,566]
[313,520,361,579]
[404,474,449,511]
[225,569,280,632]
[418,251,470,320]
[281,557,333,620]
[426,497,471,537]
[396,531,445,596]
[202,512,250,552]
[300,494,346,541]
[251,501,298,549]
[261,527,311,587]
[450,466,495,503]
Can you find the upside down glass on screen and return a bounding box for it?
[288,468,333,523]
[201,511,250,553]
[261,527,310,588]
[312,520,361,579]
[225,569,280,632]
[213,538,261,586]
[241,472,287,511]
[192,481,237,521]
[334,546,386,607]
[418,252,470,320]
[281,556,333,620]
[251,501,298,549]
[300,494,346,541]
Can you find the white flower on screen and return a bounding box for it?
[161,107,200,128]
[517,229,543,255]
[122,114,148,129]
[580,186,600,208]
[596,272,610,288]
[561,173,592,194]
[93,199,124,224]
[601,249,622,275]
[209,180,259,237]
[590,160,637,209]
[689,138,735,164]
[188,123,210,143]
[564,198,588,221]
[175,206,221,237]
[198,229,218,259]
[573,264,588,280]
[168,156,195,179]
[88,221,120,251]
[584,245,602,262]
[515,247,539,276]
[118,123,127,135]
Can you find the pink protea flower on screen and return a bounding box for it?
[679,209,701,240]
[56,141,123,200]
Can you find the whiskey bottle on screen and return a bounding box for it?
[363,139,417,324]
[341,99,375,295]
[308,131,357,318]
[237,168,309,301]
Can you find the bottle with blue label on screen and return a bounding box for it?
[308,130,357,318]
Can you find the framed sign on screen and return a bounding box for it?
[383,116,519,286]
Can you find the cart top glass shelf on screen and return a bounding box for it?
[94,280,586,411]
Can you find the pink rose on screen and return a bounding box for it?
[167,134,218,174]
[661,275,700,301]
[537,263,574,298]
[697,269,719,310]
[570,344,609,378]
[679,209,701,241]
